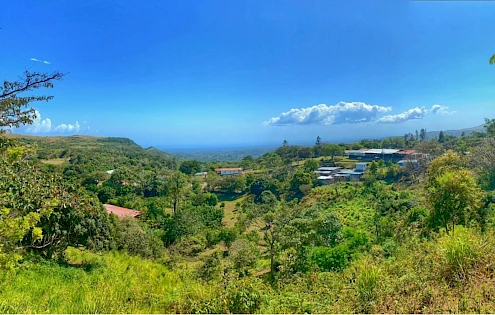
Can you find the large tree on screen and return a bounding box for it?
[0,71,65,128]
[425,152,484,232]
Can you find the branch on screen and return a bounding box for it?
[0,71,66,100]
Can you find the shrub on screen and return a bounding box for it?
[112,217,164,259]
[309,245,350,272]
[171,235,207,256]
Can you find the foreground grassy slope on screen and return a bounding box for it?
[0,248,206,314]
[3,229,495,314]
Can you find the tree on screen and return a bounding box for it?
[316,136,321,145]
[304,158,319,172]
[490,54,495,65]
[165,171,189,214]
[297,147,313,159]
[282,140,289,147]
[179,160,202,175]
[245,200,303,281]
[438,130,445,143]
[484,118,495,138]
[419,128,427,142]
[204,193,219,206]
[425,152,483,232]
[290,170,314,197]
[321,144,342,160]
[98,186,116,203]
[1,71,65,128]
[425,169,484,233]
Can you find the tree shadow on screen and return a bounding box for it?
[215,192,244,202]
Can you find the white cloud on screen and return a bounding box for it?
[30,57,51,64]
[26,110,52,133]
[54,121,80,133]
[376,107,428,124]
[263,101,392,126]
[431,104,456,115]
[17,110,83,134]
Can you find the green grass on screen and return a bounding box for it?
[0,248,207,314]
[219,194,247,227]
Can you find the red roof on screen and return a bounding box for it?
[396,150,416,155]
[215,168,243,171]
[104,204,142,218]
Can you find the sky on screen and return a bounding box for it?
[1,0,495,149]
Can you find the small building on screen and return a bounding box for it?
[106,169,115,175]
[317,175,334,185]
[314,166,342,176]
[355,162,368,172]
[215,168,243,176]
[345,148,419,162]
[104,204,142,218]
[195,171,208,177]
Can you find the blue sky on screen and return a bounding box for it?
[1,0,495,149]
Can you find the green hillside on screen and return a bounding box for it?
[5,134,176,172]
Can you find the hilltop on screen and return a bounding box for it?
[5,134,176,172]
[426,124,485,139]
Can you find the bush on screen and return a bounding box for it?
[204,193,218,207]
[111,217,164,259]
[309,245,350,272]
[171,235,207,256]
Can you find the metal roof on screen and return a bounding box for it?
[317,175,333,180]
[317,167,342,171]
[104,204,142,218]
[215,168,243,171]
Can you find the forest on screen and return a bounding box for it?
[2,70,495,314]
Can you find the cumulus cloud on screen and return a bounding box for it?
[263,101,392,126]
[376,107,428,124]
[54,121,80,133]
[431,104,456,115]
[30,57,51,64]
[25,110,52,133]
[18,110,82,134]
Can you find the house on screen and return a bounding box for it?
[355,162,368,172]
[106,169,115,175]
[315,167,342,175]
[104,204,142,218]
[345,149,420,162]
[317,175,334,184]
[195,171,208,177]
[215,168,243,175]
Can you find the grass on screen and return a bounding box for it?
[40,158,68,165]
[0,248,206,314]
[219,194,247,227]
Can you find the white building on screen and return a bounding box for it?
[215,168,243,176]
[355,162,368,172]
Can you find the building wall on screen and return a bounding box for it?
[220,170,242,175]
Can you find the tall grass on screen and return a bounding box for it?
[438,226,486,283]
[0,248,207,313]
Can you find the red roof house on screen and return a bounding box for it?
[104,204,142,218]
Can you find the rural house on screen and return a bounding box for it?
[215,168,243,175]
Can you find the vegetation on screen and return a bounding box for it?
[3,68,495,313]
